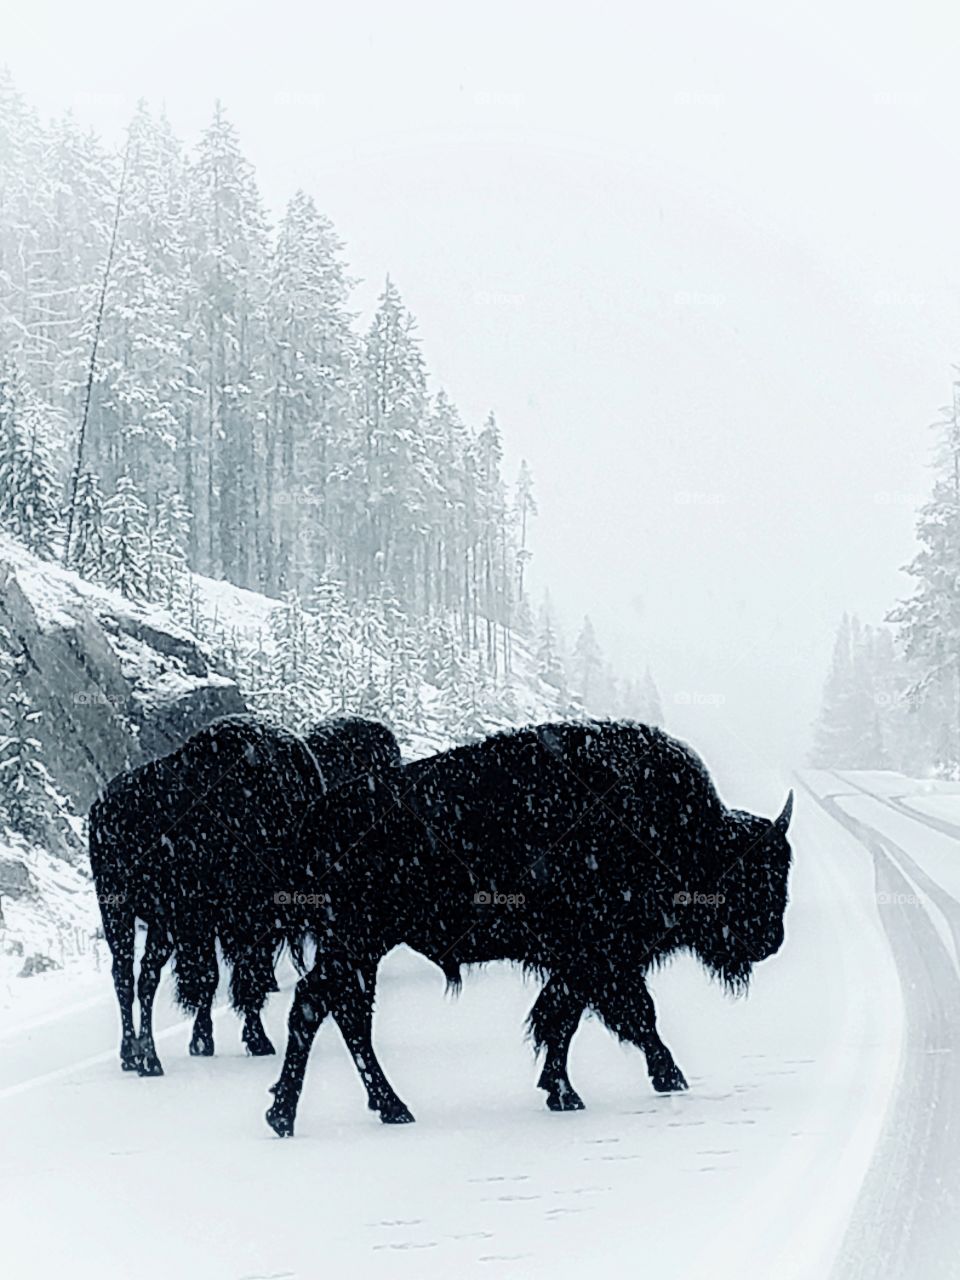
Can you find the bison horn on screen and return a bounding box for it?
[773,790,794,835]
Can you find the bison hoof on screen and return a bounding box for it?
[136,1053,164,1078]
[189,1034,214,1057]
[243,1034,275,1057]
[265,1104,295,1137]
[378,1102,416,1125]
[546,1087,585,1112]
[651,1065,688,1093]
[120,1037,141,1071]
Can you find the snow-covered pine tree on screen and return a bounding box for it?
[361,277,430,604]
[639,666,665,726]
[889,382,960,772]
[267,190,357,596]
[95,102,191,497]
[102,474,149,600]
[0,357,61,557]
[68,469,106,580]
[573,615,603,709]
[311,577,356,713]
[536,595,567,698]
[151,489,192,609]
[514,458,537,609]
[0,640,49,838]
[269,590,326,731]
[189,102,270,588]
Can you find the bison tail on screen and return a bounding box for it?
[442,959,462,996]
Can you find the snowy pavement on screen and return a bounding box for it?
[6,769,960,1277]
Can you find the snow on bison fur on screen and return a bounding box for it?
[90,715,400,1077]
[265,719,794,1135]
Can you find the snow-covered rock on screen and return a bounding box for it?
[0,534,246,815]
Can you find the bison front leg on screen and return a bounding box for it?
[135,924,173,1076]
[590,973,688,1094]
[332,963,414,1125]
[101,904,139,1071]
[528,975,586,1112]
[266,961,341,1137]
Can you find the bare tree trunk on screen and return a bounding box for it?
[63,138,130,566]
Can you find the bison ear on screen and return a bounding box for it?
[773,790,794,836]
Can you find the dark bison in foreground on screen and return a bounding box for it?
[266,719,793,1135]
[90,715,400,1077]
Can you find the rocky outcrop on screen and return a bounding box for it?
[0,537,247,816]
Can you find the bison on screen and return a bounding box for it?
[265,719,794,1135]
[90,714,401,1078]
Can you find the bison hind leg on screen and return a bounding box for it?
[242,1013,275,1056]
[528,975,587,1113]
[648,1054,688,1094]
[543,1078,586,1112]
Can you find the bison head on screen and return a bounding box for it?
[685,791,794,994]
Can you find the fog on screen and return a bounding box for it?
[7,0,958,768]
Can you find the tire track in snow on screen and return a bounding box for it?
[799,779,960,1279]
[833,769,960,843]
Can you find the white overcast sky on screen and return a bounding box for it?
[6,0,960,775]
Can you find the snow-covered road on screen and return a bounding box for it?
[800,771,960,1279]
[5,769,960,1278]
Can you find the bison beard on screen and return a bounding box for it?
[265,720,794,1136]
[89,715,402,1078]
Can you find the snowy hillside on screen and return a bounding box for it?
[0,535,573,987]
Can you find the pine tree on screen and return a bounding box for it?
[573,615,603,709]
[95,102,191,495]
[102,474,149,600]
[514,459,537,607]
[536,595,567,695]
[188,102,270,587]
[640,667,665,726]
[68,469,106,580]
[361,277,430,602]
[267,190,357,595]
[0,641,49,838]
[0,357,61,556]
[890,382,960,771]
[151,490,192,608]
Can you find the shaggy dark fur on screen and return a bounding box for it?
[305,716,402,782]
[266,719,793,1135]
[90,714,401,1077]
